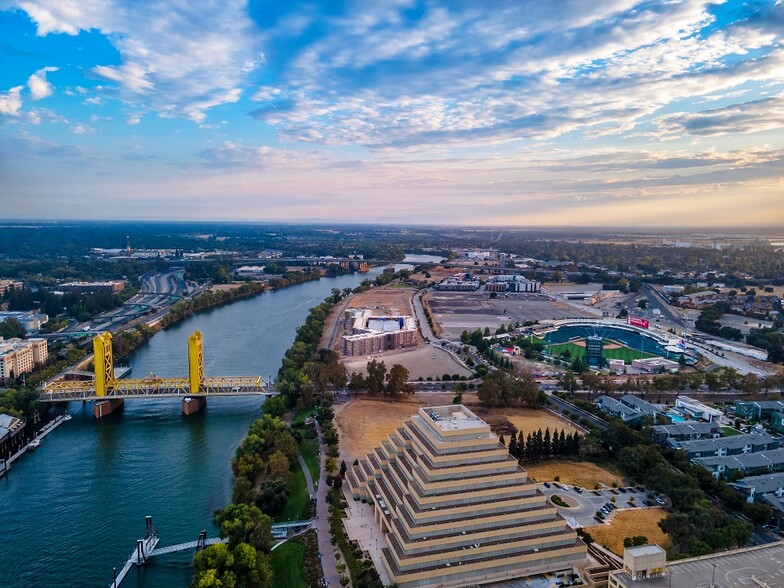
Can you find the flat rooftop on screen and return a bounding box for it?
[421,405,488,432]
[614,542,784,588]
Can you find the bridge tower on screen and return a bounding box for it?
[184,331,207,415]
[93,332,115,396]
[188,331,204,394]
[93,332,124,418]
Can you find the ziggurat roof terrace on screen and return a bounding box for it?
[347,405,587,588]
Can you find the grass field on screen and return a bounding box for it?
[300,437,320,483]
[547,341,657,364]
[589,508,671,555]
[524,460,623,488]
[722,427,743,436]
[270,540,308,588]
[276,464,310,523]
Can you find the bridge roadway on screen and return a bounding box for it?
[40,376,271,402]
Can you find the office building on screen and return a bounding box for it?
[347,405,586,588]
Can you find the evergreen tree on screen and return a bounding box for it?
[559,430,567,456]
[572,432,581,455]
[508,435,518,459]
[543,428,552,458]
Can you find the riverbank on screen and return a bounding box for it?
[112,270,325,365]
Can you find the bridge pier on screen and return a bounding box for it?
[94,398,124,419]
[182,396,206,415]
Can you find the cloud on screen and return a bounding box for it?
[0,85,23,115]
[26,66,58,100]
[15,0,259,123]
[657,95,784,137]
[72,123,94,134]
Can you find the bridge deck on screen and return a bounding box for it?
[41,376,270,402]
[149,537,224,557]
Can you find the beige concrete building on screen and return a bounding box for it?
[0,338,48,383]
[347,405,586,587]
[342,309,417,357]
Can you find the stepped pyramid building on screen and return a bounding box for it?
[346,405,586,588]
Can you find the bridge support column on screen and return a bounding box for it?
[182,396,205,415]
[94,398,124,419]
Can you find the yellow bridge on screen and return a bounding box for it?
[40,331,270,403]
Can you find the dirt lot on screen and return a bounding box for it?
[344,284,416,316]
[334,393,584,463]
[475,407,583,436]
[335,395,450,462]
[342,345,472,380]
[589,508,671,555]
[425,291,594,339]
[524,461,623,488]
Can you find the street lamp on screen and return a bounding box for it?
[711,563,717,588]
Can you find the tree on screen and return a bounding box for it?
[386,364,412,396]
[255,478,289,515]
[215,503,273,553]
[477,371,504,407]
[366,359,387,395]
[348,371,366,393]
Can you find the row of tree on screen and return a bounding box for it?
[503,428,581,463]
[347,359,412,396]
[477,369,539,407]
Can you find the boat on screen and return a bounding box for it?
[62,414,72,422]
[27,439,41,451]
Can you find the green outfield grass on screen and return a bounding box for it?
[547,339,657,364]
[271,540,308,588]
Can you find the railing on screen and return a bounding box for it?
[40,375,269,401]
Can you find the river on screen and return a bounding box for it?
[0,266,384,588]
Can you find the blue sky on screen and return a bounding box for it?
[0,0,782,226]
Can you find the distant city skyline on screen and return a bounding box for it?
[1,0,782,226]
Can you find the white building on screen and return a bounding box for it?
[675,395,723,423]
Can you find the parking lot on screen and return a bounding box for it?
[539,483,664,528]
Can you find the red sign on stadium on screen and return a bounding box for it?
[628,316,649,329]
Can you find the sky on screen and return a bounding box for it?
[0,0,782,227]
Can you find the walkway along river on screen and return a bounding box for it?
[0,267,384,588]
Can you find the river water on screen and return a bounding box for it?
[0,267,383,588]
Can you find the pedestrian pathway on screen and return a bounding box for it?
[298,454,315,496]
[314,421,344,588]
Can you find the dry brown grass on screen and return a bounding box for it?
[500,407,583,436]
[589,508,671,555]
[335,395,446,462]
[523,461,623,488]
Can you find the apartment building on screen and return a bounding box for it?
[0,338,48,383]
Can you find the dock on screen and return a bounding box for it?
[0,413,71,478]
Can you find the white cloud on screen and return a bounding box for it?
[0,86,23,116]
[72,123,95,134]
[15,0,258,123]
[27,66,58,100]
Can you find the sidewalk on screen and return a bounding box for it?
[314,421,343,587]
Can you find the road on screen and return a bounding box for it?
[641,283,687,328]
[313,420,341,588]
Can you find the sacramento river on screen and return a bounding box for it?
[0,267,384,588]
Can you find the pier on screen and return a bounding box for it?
[109,517,312,586]
[0,413,71,478]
